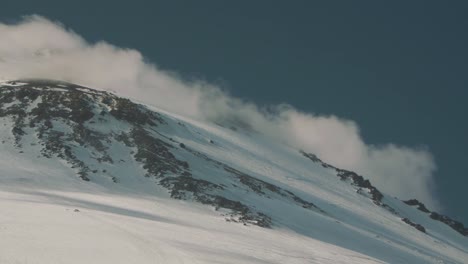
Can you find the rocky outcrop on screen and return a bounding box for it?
[429,212,468,236]
[224,166,322,211]
[402,218,426,233]
[335,169,384,204]
[301,151,384,205]
[403,199,468,237]
[403,199,430,213]
[0,79,321,228]
[301,151,468,237]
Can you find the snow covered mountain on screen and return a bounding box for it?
[0,79,466,264]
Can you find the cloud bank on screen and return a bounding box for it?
[0,16,439,209]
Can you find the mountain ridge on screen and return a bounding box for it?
[0,79,466,264]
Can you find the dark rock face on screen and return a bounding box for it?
[125,127,190,178]
[403,199,431,213]
[0,80,117,181]
[302,150,468,237]
[0,79,322,228]
[403,199,468,237]
[224,166,322,211]
[301,151,384,205]
[175,145,326,227]
[107,97,163,126]
[304,151,430,234]
[430,212,468,236]
[335,169,384,204]
[402,218,426,233]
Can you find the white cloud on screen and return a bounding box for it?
[0,16,439,210]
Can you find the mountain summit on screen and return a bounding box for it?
[0,79,466,264]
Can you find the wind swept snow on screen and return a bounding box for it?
[0,80,466,264]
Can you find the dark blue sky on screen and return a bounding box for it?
[2,0,467,223]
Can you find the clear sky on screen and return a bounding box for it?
[2,0,467,223]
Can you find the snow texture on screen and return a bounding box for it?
[0,80,466,264]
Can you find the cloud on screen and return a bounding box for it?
[0,16,439,210]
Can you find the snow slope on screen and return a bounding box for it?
[0,79,466,263]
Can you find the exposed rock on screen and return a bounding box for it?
[224,166,321,211]
[403,199,468,236]
[0,79,283,228]
[107,97,164,126]
[430,212,468,236]
[301,151,468,237]
[335,169,384,204]
[301,151,384,205]
[403,199,431,213]
[402,218,426,233]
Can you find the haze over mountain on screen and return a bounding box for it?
[0,16,439,210]
[0,15,466,263]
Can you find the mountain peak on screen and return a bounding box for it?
[0,79,323,227]
[0,79,466,263]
